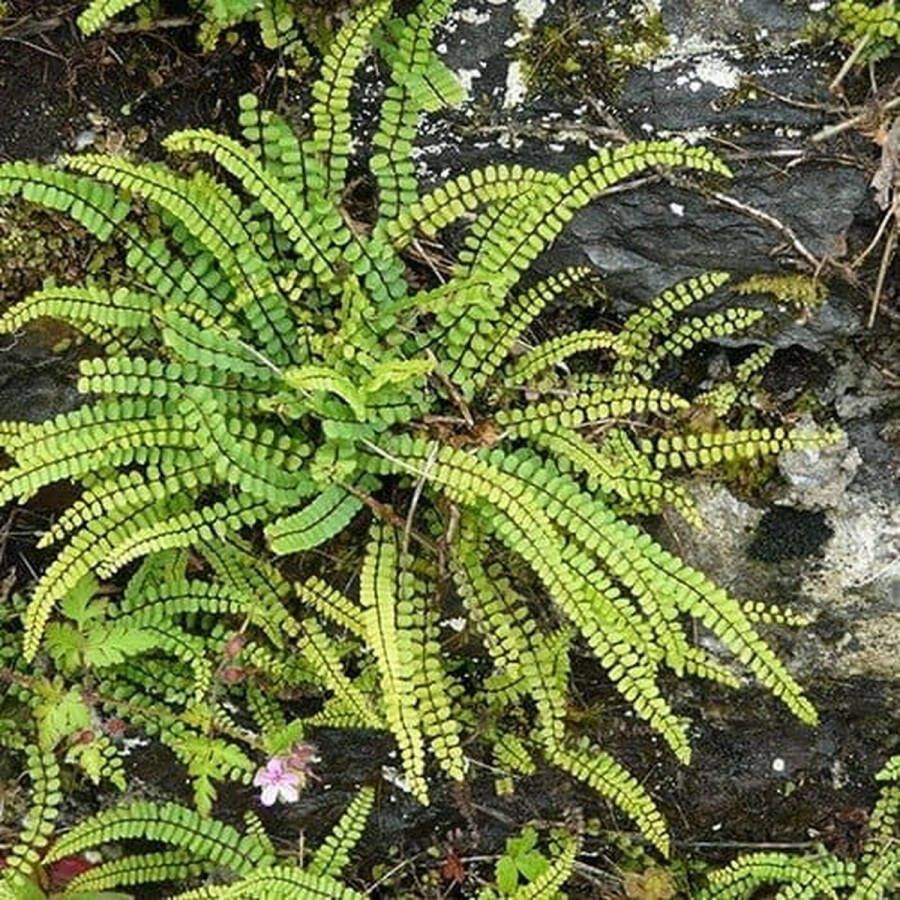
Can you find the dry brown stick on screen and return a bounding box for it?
[854,203,897,267]
[342,481,440,556]
[811,95,900,143]
[706,190,823,270]
[868,224,897,327]
[829,32,872,94]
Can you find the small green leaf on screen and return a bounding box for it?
[496,855,520,895]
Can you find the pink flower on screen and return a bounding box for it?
[253,757,301,806]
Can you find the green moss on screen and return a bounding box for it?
[736,272,829,319]
[518,0,669,101]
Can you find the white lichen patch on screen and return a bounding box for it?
[504,59,529,108]
[500,0,552,108]
[691,56,742,90]
[455,67,483,94]
[459,6,491,25]
[515,0,548,24]
[672,54,742,94]
[654,125,715,144]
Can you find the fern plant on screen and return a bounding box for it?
[77,0,362,64]
[697,754,899,899]
[0,0,838,857]
[0,543,339,816]
[829,0,899,61]
[0,754,374,899]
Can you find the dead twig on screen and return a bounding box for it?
[675,839,820,850]
[868,224,897,327]
[0,35,65,59]
[401,441,438,556]
[829,32,872,94]
[810,95,900,143]
[341,481,440,556]
[706,189,825,271]
[854,202,896,267]
[0,511,14,569]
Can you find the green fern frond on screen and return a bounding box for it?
[171,866,364,899]
[549,742,669,857]
[694,346,775,417]
[849,849,899,900]
[0,162,130,238]
[45,800,276,874]
[360,524,430,804]
[615,271,730,367]
[267,484,366,554]
[495,384,688,437]
[644,426,841,471]
[699,852,850,899]
[163,129,351,283]
[633,307,765,378]
[372,0,462,220]
[511,833,580,899]
[299,618,383,729]
[505,329,619,384]
[66,850,205,893]
[467,266,593,390]
[465,143,730,281]
[77,0,142,34]
[296,577,366,639]
[492,733,538,777]
[531,425,701,527]
[308,786,375,877]
[383,163,562,247]
[237,93,306,189]
[307,0,392,198]
[0,284,154,345]
[832,0,900,60]
[2,746,61,882]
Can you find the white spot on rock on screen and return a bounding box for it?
[504,59,529,108]
[456,67,483,93]
[692,56,741,91]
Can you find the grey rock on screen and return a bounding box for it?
[426,0,879,346]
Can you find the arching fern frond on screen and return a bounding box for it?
[308,786,375,878]
[65,850,205,894]
[0,746,61,887]
[549,741,669,857]
[45,800,276,875]
[307,0,392,198]
[360,524,429,804]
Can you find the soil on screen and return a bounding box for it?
[0,1,897,898]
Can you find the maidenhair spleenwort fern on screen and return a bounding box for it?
[0,761,374,898]
[697,754,899,899]
[0,0,839,859]
[76,0,364,66]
